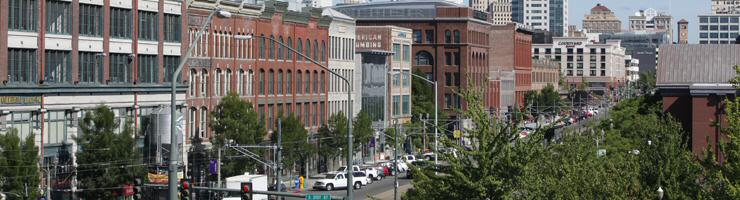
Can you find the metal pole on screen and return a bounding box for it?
[170,9,218,200]
[217,147,221,188]
[393,120,399,200]
[277,119,282,193]
[433,81,439,167]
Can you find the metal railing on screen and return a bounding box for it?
[144,184,344,200]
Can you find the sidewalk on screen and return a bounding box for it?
[365,183,413,200]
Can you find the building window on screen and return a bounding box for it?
[285,70,292,94]
[415,51,433,65]
[393,95,401,116]
[46,0,71,34]
[259,35,266,59]
[297,39,303,61]
[164,56,180,83]
[413,30,422,43]
[109,53,131,83]
[277,36,284,60]
[402,70,410,88]
[268,70,274,95]
[164,14,181,42]
[269,35,275,59]
[8,48,38,84]
[305,39,311,61]
[237,69,244,96]
[258,69,265,95]
[402,95,410,115]
[79,52,103,84]
[45,50,72,84]
[453,30,461,43]
[313,40,319,61]
[9,0,38,31]
[277,70,283,94]
[199,107,207,138]
[454,52,461,66]
[296,71,302,94]
[425,30,435,43]
[320,102,325,125]
[313,72,318,93]
[190,70,197,96]
[111,8,132,38]
[393,44,401,61]
[214,69,222,96]
[403,45,411,62]
[393,70,401,86]
[80,4,103,36]
[138,11,158,41]
[305,71,311,94]
[445,52,452,65]
[321,41,326,62]
[200,70,208,96]
[189,108,197,138]
[137,55,157,83]
[320,71,325,93]
[225,69,231,94]
[445,30,451,43]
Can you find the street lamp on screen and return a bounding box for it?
[389,71,439,166]
[169,7,232,200]
[234,34,356,200]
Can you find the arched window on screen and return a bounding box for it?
[287,37,293,60]
[189,69,197,97]
[286,70,292,94]
[453,30,461,43]
[415,51,434,65]
[296,70,303,94]
[304,71,311,94]
[297,38,303,61]
[321,40,326,62]
[200,69,208,97]
[313,40,319,61]
[199,107,208,138]
[305,39,311,61]
[189,107,197,139]
[278,36,284,60]
[445,30,452,43]
[313,70,318,93]
[225,69,232,94]
[259,34,266,59]
[320,71,325,93]
[269,35,275,59]
[259,69,265,95]
[247,69,254,96]
[268,69,274,94]
[238,69,244,96]
[214,69,222,96]
[277,70,283,94]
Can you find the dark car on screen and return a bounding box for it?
[268,183,287,192]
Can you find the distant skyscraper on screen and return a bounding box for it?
[511,0,568,36]
[582,3,621,33]
[712,0,740,14]
[698,14,740,44]
[489,0,512,25]
[678,19,689,44]
[629,8,673,42]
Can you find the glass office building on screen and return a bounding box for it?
[599,32,670,73]
[698,14,740,44]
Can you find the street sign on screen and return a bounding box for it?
[305,194,331,200]
[453,130,462,139]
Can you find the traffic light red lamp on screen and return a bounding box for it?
[241,182,252,200]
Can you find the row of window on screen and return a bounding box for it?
[258,35,326,62]
[700,25,740,31]
[699,32,740,39]
[2,108,136,145]
[392,95,411,116]
[392,43,412,62]
[7,48,177,84]
[329,36,355,61]
[10,0,180,41]
[258,102,325,129]
[391,69,411,88]
[412,29,436,44]
[329,69,354,93]
[565,70,607,76]
[700,16,740,24]
[535,48,608,54]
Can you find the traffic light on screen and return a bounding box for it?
[179,179,191,200]
[133,178,143,200]
[241,182,252,200]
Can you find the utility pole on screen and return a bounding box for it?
[276,119,283,193]
[393,120,399,200]
[217,147,222,188]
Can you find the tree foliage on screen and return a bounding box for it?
[524,84,562,117]
[273,114,311,171]
[319,113,348,163]
[76,106,143,199]
[0,128,40,199]
[638,71,657,95]
[210,92,266,177]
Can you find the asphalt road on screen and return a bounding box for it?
[283,172,413,200]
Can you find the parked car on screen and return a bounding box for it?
[406,161,432,179]
[336,165,381,181]
[313,173,363,191]
[352,171,372,185]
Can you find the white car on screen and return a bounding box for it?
[397,155,417,164]
[313,173,363,191]
[337,165,381,181]
[352,171,371,185]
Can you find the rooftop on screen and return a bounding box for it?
[591,4,612,12]
[656,44,740,87]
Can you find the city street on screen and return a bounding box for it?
[284,173,413,200]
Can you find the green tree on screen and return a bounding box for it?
[524,84,562,117]
[0,128,40,199]
[210,92,266,177]
[353,110,374,160]
[273,114,311,174]
[411,70,448,122]
[638,71,657,95]
[319,113,348,167]
[76,106,143,199]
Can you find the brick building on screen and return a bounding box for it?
[657,44,739,160]
[185,0,332,145]
[491,23,532,112]
[531,58,560,91]
[334,0,493,126]
[1,0,186,197]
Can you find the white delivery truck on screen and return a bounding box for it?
[222,173,268,200]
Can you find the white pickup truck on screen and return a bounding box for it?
[312,173,363,191]
[336,165,381,181]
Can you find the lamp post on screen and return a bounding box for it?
[235,34,355,200]
[169,7,232,200]
[395,71,438,166]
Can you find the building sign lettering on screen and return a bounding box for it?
[0,96,42,105]
[356,34,384,49]
[557,41,583,46]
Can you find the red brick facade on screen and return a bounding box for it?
[185,2,330,142]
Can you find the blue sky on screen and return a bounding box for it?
[569,0,709,43]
